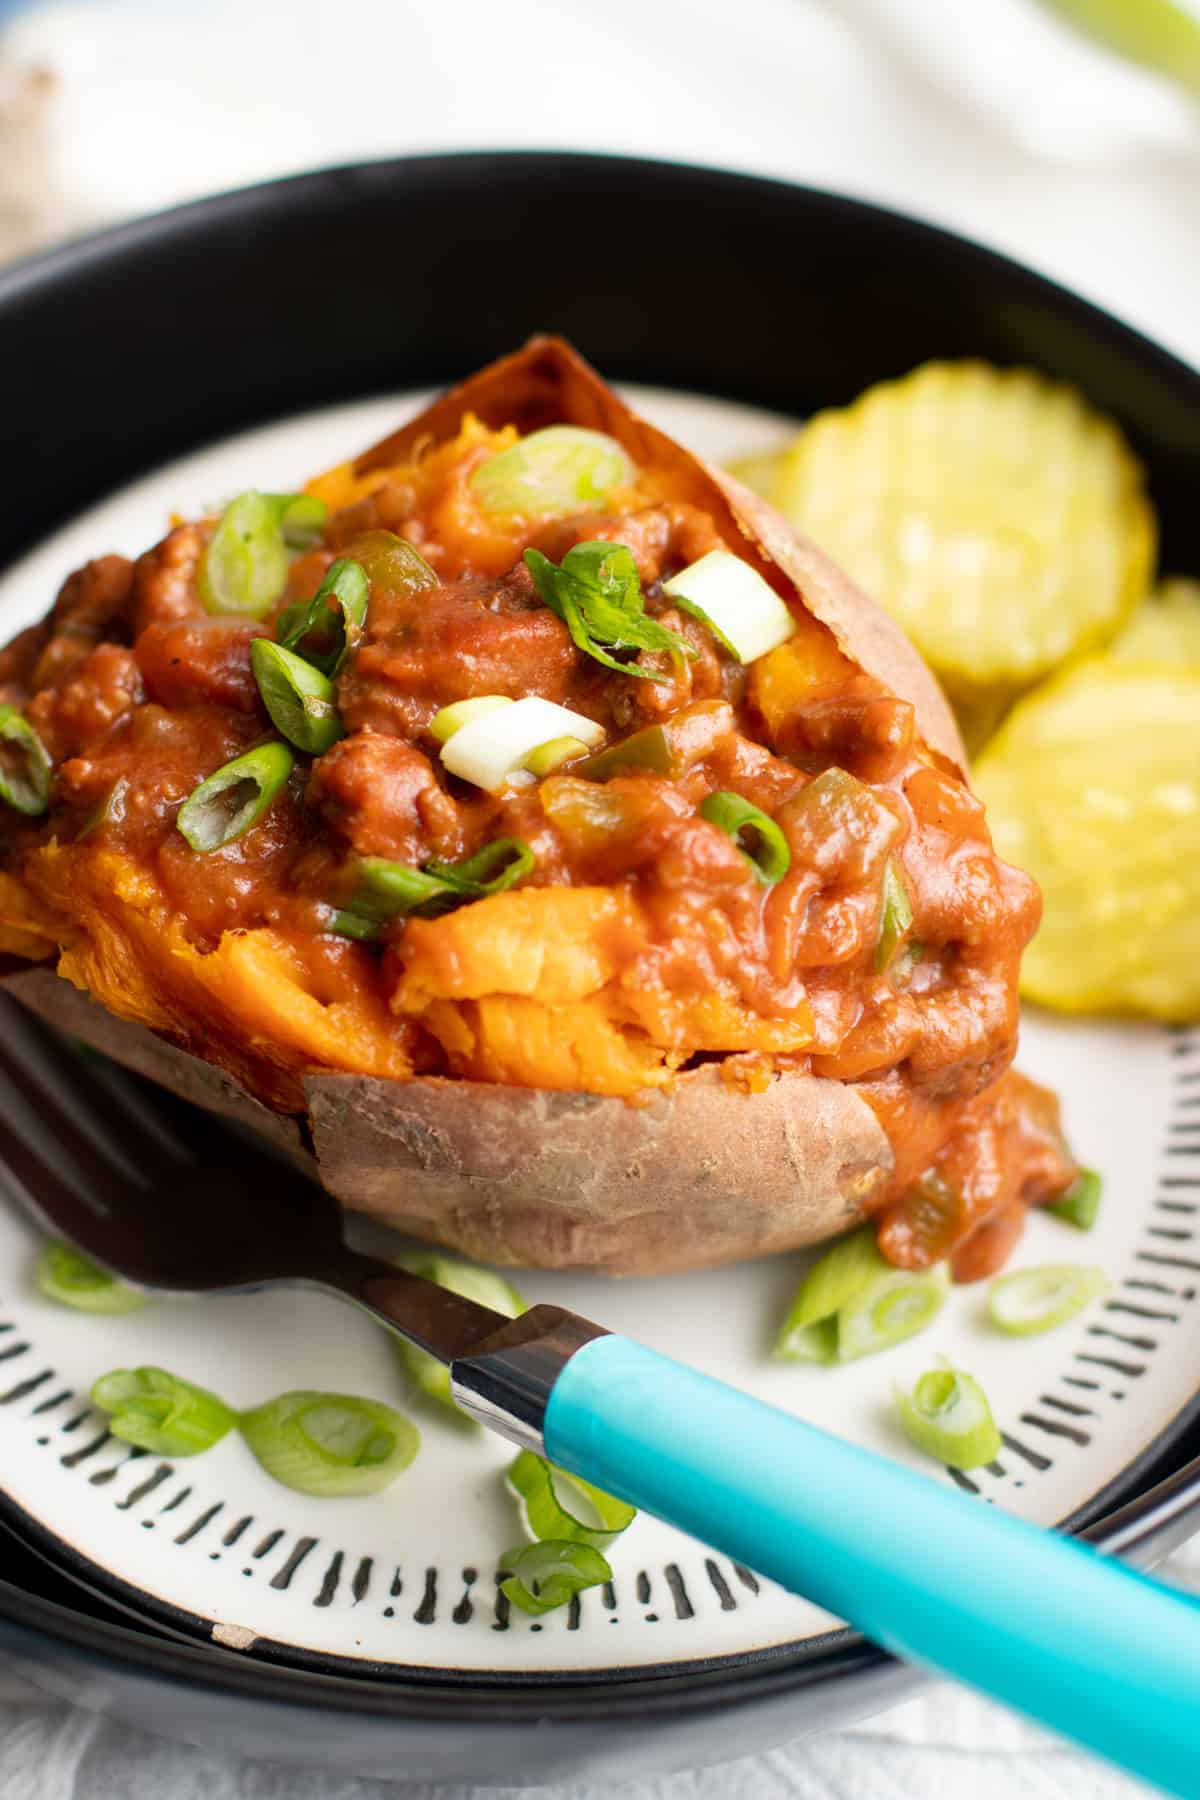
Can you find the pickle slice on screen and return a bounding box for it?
[771,362,1155,700]
[1110,578,1200,667]
[974,661,1200,1020]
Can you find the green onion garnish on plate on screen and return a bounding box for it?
[774,1225,948,1364]
[92,1367,237,1457]
[390,1252,526,1412]
[506,1449,636,1549]
[837,1263,950,1362]
[176,741,294,853]
[988,1264,1109,1336]
[499,1540,613,1617]
[774,1226,882,1353]
[239,1391,419,1496]
[896,1365,1002,1471]
[1046,1169,1103,1232]
[36,1240,146,1316]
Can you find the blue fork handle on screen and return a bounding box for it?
[544,1335,1200,1798]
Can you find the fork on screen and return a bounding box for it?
[2,992,1200,1795]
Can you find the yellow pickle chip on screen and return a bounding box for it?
[768,361,1155,704]
[1109,578,1200,667]
[974,661,1200,1021]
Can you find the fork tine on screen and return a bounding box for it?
[0,1067,130,1255]
[58,1037,212,1167]
[0,994,275,1171]
[0,996,170,1192]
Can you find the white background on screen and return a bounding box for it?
[0,1,1198,1795]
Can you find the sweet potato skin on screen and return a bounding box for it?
[0,337,970,1274]
[0,963,893,1274]
[305,1066,892,1274]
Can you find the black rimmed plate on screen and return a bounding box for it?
[2,152,1200,1785]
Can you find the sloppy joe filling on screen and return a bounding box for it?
[0,416,1075,1277]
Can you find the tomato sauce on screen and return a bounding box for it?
[0,428,1077,1276]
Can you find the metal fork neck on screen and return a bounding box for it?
[321,1247,607,1453]
[450,1307,609,1454]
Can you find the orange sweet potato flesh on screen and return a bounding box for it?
[17,843,414,1112]
[0,336,986,1274]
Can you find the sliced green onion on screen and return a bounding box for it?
[36,1240,146,1316]
[837,1262,949,1362]
[774,1226,882,1353]
[1046,1168,1102,1232]
[507,1450,636,1548]
[699,791,791,885]
[440,695,604,792]
[92,1367,237,1457]
[176,741,294,853]
[391,1252,526,1411]
[240,1391,419,1496]
[200,493,327,619]
[874,859,914,972]
[251,638,343,755]
[662,550,795,664]
[988,1264,1109,1336]
[896,1365,1002,1471]
[522,735,590,777]
[775,1227,947,1365]
[350,861,456,921]
[775,1319,839,1364]
[666,592,740,660]
[524,541,695,682]
[471,427,634,516]
[499,1540,612,1616]
[334,839,536,938]
[200,493,290,618]
[426,837,535,895]
[328,907,384,941]
[429,695,513,744]
[275,558,369,679]
[0,706,51,816]
[264,492,328,549]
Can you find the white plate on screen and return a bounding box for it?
[1,390,1197,1676]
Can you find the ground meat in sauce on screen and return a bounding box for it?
[136,618,268,713]
[309,731,473,864]
[0,468,1071,1278]
[339,568,583,740]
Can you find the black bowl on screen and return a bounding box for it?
[3,151,1200,1784]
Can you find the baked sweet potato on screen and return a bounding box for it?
[0,339,1074,1276]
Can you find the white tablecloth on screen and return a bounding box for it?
[1,0,1198,1793]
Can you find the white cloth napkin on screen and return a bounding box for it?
[0,1661,1173,1797]
[0,0,1198,1792]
